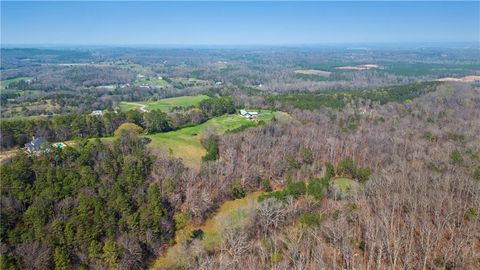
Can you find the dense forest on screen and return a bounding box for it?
[175,83,480,269]
[2,82,479,269]
[1,133,174,269]
[1,47,479,269]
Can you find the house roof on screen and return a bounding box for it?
[240,109,258,116]
[29,137,46,146]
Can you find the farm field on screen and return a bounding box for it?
[146,110,281,169]
[0,77,33,89]
[335,64,379,70]
[436,75,480,82]
[134,77,169,87]
[152,191,261,269]
[171,77,209,86]
[119,95,210,112]
[294,69,331,77]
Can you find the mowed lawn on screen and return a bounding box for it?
[119,95,210,112]
[146,111,279,169]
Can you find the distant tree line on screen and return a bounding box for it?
[267,81,439,110]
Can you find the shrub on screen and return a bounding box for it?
[423,131,437,142]
[261,179,272,192]
[175,212,189,231]
[359,241,366,251]
[465,208,478,221]
[450,150,463,165]
[336,157,371,182]
[231,182,246,199]
[258,180,306,202]
[355,167,371,183]
[258,190,288,202]
[307,177,329,200]
[271,250,282,263]
[300,147,313,164]
[337,157,356,176]
[190,229,204,239]
[325,162,335,180]
[114,122,143,137]
[447,132,465,142]
[299,213,321,227]
[286,181,306,198]
[473,167,480,181]
[286,153,301,169]
[202,137,219,161]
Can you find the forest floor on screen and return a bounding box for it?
[151,191,262,270]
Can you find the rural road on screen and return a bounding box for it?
[128,102,149,113]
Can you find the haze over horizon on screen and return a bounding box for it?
[1,1,479,46]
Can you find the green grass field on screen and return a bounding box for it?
[146,110,279,169]
[134,77,169,87]
[333,177,358,194]
[119,95,210,112]
[0,77,33,90]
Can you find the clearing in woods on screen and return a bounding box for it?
[151,191,262,269]
[294,69,331,77]
[335,64,379,70]
[119,95,210,112]
[0,77,33,89]
[333,177,358,194]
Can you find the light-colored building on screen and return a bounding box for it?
[91,110,103,116]
[240,109,259,120]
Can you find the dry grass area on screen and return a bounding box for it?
[0,149,20,163]
[294,69,331,77]
[152,192,261,269]
[336,64,379,70]
[436,75,480,82]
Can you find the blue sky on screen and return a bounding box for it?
[1,1,479,45]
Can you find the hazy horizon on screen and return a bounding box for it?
[2,1,479,46]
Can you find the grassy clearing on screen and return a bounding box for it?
[171,77,208,86]
[333,177,358,194]
[152,191,261,269]
[294,69,331,77]
[135,77,169,87]
[146,110,278,169]
[119,95,210,112]
[0,149,21,163]
[0,77,33,89]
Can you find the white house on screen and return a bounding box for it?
[240,109,259,120]
[91,110,103,116]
